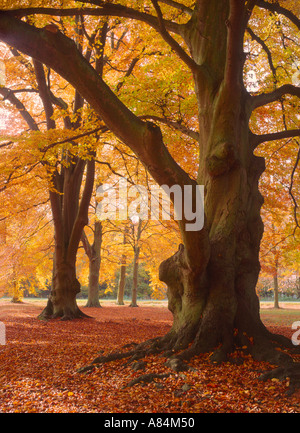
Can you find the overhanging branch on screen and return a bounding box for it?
[5,4,181,36]
[0,9,209,265]
[0,12,195,191]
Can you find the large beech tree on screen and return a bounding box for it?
[0,1,300,388]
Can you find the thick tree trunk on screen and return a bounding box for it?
[39,158,95,320]
[158,147,293,366]
[152,1,294,366]
[40,261,83,320]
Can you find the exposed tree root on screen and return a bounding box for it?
[123,373,171,388]
[77,328,300,395]
[91,350,136,365]
[258,363,300,396]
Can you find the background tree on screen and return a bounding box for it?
[0,16,110,318]
[117,230,127,305]
[81,216,103,308]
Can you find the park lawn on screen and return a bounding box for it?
[260,306,300,327]
[0,299,299,413]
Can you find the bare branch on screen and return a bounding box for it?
[260,233,294,258]
[116,57,140,92]
[0,161,40,192]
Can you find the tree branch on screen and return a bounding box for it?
[0,13,191,187]
[40,126,107,154]
[116,57,140,92]
[257,0,300,31]
[150,0,198,72]
[260,233,294,259]
[0,11,209,268]
[289,140,300,231]
[247,26,277,80]
[68,155,95,263]
[32,59,56,130]
[251,129,300,148]
[0,161,40,192]
[0,141,13,149]
[0,87,39,131]
[225,0,246,88]
[251,84,300,110]
[139,114,199,141]
[157,0,193,16]
[4,4,181,35]
[95,159,135,185]
[81,226,92,260]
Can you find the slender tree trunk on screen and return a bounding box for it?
[82,221,103,307]
[130,245,139,307]
[296,276,300,299]
[130,219,142,307]
[117,257,126,305]
[273,272,280,309]
[117,228,128,305]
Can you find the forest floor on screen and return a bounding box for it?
[0,299,299,414]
